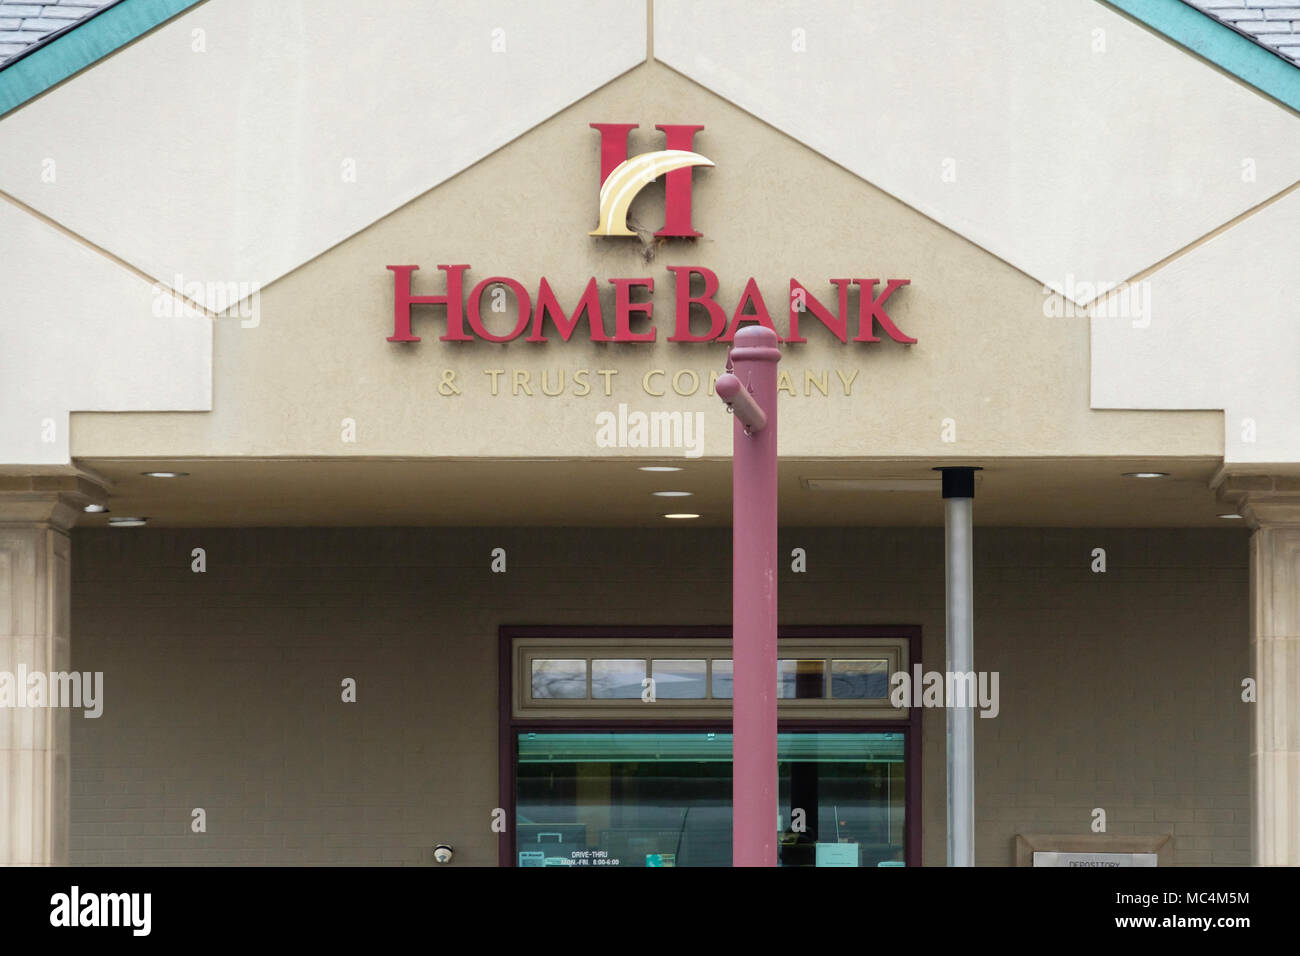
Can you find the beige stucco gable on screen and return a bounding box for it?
[68,63,1221,464]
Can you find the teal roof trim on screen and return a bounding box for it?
[0,0,203,118]
[1104,0,1300,113]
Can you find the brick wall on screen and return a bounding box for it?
[69,525,1249,865]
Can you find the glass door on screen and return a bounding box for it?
[514,730,906,867]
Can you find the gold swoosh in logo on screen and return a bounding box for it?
[589,149,714,236]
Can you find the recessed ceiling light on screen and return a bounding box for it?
[83,503,109,513]
[1217,513,1243,520]
[663,513,700,520]
[141,471,189,478]
[653,491,693,497]
[107,517,148,527]
[1122,472,1168,479]
[639,466,683,473]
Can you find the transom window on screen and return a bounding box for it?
[513,637,909,719]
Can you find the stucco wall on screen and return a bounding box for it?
[66,62,1225,463]
[69,525,1249,865]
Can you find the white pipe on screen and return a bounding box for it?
[945,493,975,867]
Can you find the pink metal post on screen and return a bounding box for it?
[715,325,781,867]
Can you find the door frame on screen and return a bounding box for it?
[498,625,923,867]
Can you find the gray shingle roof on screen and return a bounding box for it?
[1,2,1295,83]
[0,0,116,67]
[1184,0,1300,65]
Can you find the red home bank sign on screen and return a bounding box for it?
[385,266,913,345]
[385,123,915,345]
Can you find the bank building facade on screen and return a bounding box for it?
[2,0,1299,867]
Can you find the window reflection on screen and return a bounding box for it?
[778,659,826,699]
[710,659,733,699]
[591,659,646,699]
[652,660,707,699]
[531,659,586,699]
[830,659,891,699]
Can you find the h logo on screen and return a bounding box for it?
[589,123,713,238]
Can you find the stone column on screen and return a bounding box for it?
[1219,475,1300,865]
[0,476,100,865]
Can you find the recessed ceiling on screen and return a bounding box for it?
[66,456,1233,528]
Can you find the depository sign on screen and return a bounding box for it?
[1033,852,1159,867]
